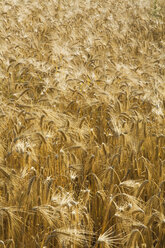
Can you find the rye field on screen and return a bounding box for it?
[0,0,165,247]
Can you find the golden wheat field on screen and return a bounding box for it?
[0,0,165,247]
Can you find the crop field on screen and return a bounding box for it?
[0,0,165,247]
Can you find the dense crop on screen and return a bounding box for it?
[0,0,165,247]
